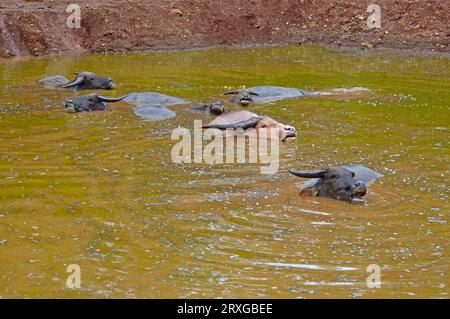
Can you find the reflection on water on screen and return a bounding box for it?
[0,46,448,298]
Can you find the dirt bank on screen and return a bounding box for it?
[0,0,448,58]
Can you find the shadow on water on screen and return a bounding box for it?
[0,46,448,298]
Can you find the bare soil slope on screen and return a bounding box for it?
[0,0,448,58]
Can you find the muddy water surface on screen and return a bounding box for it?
[0,46,448,298]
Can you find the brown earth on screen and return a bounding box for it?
[0,0,449,58]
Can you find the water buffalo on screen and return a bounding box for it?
[124,92,191,120]
[224,90,261,106]
[39,72,115,90]
[189,101,225,115]
[288,165,383,202]
[202,110,297,142]
[225,86,369,106]
[65,94,127,112]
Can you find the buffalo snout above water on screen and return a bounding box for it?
[190,101,225,115]
[224,90,259,106]
[288,166,383,202]
[65,94,128,113]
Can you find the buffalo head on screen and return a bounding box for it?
[191,101,225,115]
[209,101,225,115]
[288,167,367,202]
[63,72,115,90]
[202,110,296,141]
[224,90,259,106]
[65,94,128,113]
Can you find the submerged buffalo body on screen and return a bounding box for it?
[65,94,127,112]
[225,86,315,106]
[202,110,297,142]
[124,92,191,120]
[189,101,225,115]
[38,75,72,88]
[225,86,369,106]
[289,165,383,202]
[39,72,115,90]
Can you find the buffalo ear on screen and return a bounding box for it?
[288,170,326,178]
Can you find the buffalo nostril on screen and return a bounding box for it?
[355,182,366,189]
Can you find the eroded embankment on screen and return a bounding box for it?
[0,0,449,58]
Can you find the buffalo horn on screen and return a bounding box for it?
[96,95,128,102]
[288,170,326,178]
[202,116,262,130]
[223,90,241,95]
[62,75,84,88]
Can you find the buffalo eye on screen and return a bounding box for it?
[260,124,267,128]
[351,171,356,177]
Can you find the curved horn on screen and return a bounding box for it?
[288,169,326,178]
[96,94,129,102]
[249,91,259,96]
[224,90,240,95]
[202,116,261,130]
[62,75,84,88]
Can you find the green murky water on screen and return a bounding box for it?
[0,46,448,298]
